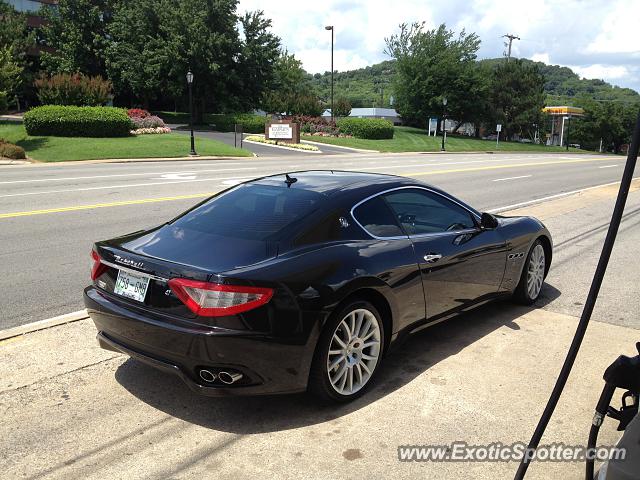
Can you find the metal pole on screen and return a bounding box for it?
[566,115,571,151]
[330,28,334,121]
[441,117,446,151]
[514,109,640,479]
[560,116,565,147]
[496,131,500,149]
[188,81,196,156]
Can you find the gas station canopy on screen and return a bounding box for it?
[542,106,585,117]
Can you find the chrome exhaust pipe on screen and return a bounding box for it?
[218,371,243,385]
[198,369,217,383]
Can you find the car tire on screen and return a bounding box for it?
[308,300,385,404]
[514,239,547,305]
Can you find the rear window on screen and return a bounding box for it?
[171,184,326,240]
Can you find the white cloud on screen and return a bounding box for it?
[570,64,629,81]
[531,53,550,64]
[586,1,640,54]
[238,0,640,92]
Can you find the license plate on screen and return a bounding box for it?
[114,269,150,303]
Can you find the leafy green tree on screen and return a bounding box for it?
[262,50,311,115]
[384,23,483,128]
[104,0,166,108]
[0,46,23,112]
[487,59,546,140]
[236,11,281,112]
[0,1,34,107]
[334,97,352,117]
[572,98,639,153]
[40,0,114,76]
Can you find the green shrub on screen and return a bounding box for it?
[0,140,26,159]
[337,118,394,139]
[211,113,267,133]
[24,105,133,137]
[34,73,112,106]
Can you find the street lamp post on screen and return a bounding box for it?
[186,70,197,156]
[441,97,448,152]
[325,25,334,121]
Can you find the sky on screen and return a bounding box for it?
[238,0,640,93]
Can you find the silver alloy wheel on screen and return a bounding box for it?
[527,244,546,299]
[326,308,382,395]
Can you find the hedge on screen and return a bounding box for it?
[337,118,394,139]
[211,113,267,134]
[24,106,133,137]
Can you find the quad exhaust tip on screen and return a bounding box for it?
[218,371,243,385]
[198,369,217,383]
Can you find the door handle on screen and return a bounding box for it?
[424,253,442,263]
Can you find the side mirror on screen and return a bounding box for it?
[480,212,499,230]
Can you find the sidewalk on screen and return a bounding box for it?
[2,183,639,480]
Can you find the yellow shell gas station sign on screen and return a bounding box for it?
[542,106,585,116]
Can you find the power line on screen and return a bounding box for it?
[503,34,520,62]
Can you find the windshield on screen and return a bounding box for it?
[171,183,326,240]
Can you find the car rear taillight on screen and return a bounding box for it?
[167,278,274,317]
[91,249,107,281]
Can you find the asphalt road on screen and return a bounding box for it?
[0,151,634,329]
[170,126,354,156]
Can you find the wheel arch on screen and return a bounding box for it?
[537,234,553,276]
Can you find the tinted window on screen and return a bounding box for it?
[383,189,476,235]
[353,196,404,238]
[294,211,343,247]
[172,184,325,240]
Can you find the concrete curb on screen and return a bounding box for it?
[243,139,321,154]
[300,139,378,153]
[0,310,89,341]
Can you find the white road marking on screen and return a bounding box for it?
[0,176,250,198]
[488,177,640,213]
[492,175,532,182]
[157,173,198,180]
[598,165,618,169]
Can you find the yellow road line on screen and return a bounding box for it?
[0,156,619,220]
[404,156,614,177]
[0,192,216,219]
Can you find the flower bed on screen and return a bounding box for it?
[131,127,171,135]
[245,135,319,151]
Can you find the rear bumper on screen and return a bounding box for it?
[84,286,314,396]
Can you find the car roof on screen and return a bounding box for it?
[252,170,417,196]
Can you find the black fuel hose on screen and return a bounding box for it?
[514,110,640,480]
[586,382,616,479]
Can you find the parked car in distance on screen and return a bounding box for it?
[84,171,553,403]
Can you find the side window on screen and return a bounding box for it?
[383,189,476,236]
[352,196,405,238]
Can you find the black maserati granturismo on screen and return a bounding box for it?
[84,170,552,402]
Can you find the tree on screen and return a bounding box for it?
[0,1,34,107]
[487,59,546,140]
[572,98,639,153]
[104,0,167,108]
[262,50,312,115]
[334,97,352,117]
[384,23,483,128]
[0,46,23,112]
[40,0,114,76]
[235,11,281,112]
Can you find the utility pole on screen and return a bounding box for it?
[503,34,520,62]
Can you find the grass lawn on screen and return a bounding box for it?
[303,126,585,153]
[0,121,251,162]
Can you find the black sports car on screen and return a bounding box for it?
[85,171,552,402]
